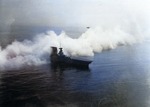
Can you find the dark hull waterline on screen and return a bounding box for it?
[51,55,92,70]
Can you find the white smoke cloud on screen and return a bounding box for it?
[0,0,150,70]
[0,24,145,71]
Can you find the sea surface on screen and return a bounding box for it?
[0,26,150,107]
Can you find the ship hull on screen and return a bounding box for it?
[58,56,92,69]
[50,47,92,69]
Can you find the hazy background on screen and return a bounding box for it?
[1,0,150,32]
[1,1,150,107]
[0,0,150,70]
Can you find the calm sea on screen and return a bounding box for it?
[0,26,150,107]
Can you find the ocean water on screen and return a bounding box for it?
[0,26,150,107]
